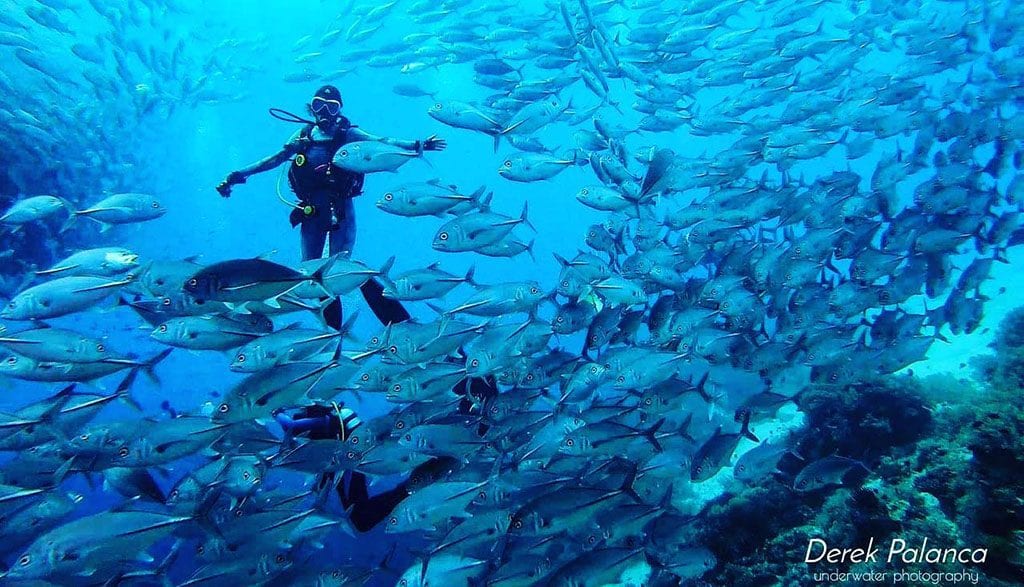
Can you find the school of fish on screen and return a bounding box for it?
[2,0,1024,584]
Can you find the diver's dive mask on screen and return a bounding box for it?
[311,96,342,116]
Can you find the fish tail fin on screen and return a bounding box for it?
[114,369,143,411]
[618,460,642,503]
[52,456,75,488]
[59,211,78,234]
[658,483,674,508]
[469,185,488,209]
[737,409,759,442]
[338,309,360,342]
[378,255,396,280]
[694,370,712,403]
[680,412,695,442]
[641,417,666,452]
[520,200,536,232]
[141,348,173,386]
[492,132,501,153]
[464,265,477,286]
[310,254,339,297]
[525,239,537,262]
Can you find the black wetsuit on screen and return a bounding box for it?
[287,119,409,327]
[286,376,498,532]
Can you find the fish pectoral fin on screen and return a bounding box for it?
[219,282,261,293]
[75,206,131,216]
[72,279,132,294]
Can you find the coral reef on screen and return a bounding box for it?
[693,308,1024,585]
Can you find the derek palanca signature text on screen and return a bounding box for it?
[804,538,988,564]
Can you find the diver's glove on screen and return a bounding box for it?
[216,171,246,197]
[417,135,447,153]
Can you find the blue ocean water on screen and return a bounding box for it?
[1,0,1023,584]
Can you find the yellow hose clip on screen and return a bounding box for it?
[294,153,306,167]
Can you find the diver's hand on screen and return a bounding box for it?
[422,135,446,151]
[216,172,246,198]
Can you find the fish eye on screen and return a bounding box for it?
[388,345,397,353]
[389,516,398,525]
[434,103,442,109]
[513,519,523,529]
[470,359,479,367]
[490,406,498,414]
[218,403,229,413]
[340,150,348,157]
[738,464,746,472]
[530,287,539,294]
[384,193,393,201]
[360,373,370,381]
[439,232,449,241]
[161,298,171,306]
[333,571,340,578]
[370,336,379,344]
[404,434,411,441]
[555,316,563,323]
[581,188,588,195]
[644,398,652,405]
[276,554,285,563]
[588,231,596,238]
[525,373,534,381]
[19,555,30,566]
[6,357,16,364]
[80,434,89,441]
[503,160,512,167]
[566,438,574,446]
[590,366,598,374]
[196,544,204,555]
[158,324,167,332]
[346,451,355,458]
[588,535,596,544]
[151,201,160,208]
[396,420,405,429]
[118,446,129,457]
[616,375,625,383]
[243,471,250,479]
[590,334,599,342]
[236,354,245,363]
[170,489,178,499]
[96,343,105,352]
[392,383,402,392]
[188,278,197,286]
[350,435,359,444]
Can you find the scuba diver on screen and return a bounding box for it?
[215,84,446,328]
[273,382,494,532]
[217,86,492,531]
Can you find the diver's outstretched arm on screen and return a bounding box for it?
[217,140,304,197]
[349,127,446,152]
[236,148,294,178]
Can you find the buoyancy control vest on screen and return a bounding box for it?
[287,117,365,198]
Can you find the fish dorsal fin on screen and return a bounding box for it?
[254,249,278,261]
